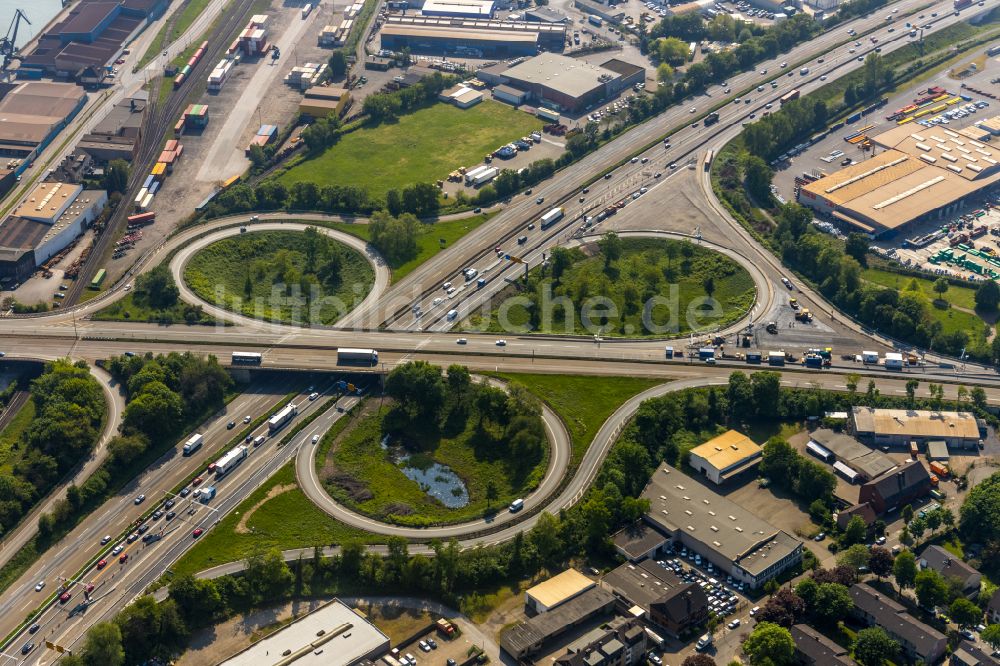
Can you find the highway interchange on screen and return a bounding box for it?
[1,0,999,661]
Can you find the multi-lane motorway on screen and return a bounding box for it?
[1,0,998,660]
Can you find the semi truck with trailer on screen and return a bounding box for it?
[337,348,379,365]
[214,445,248,477]
[267,402,299,433]
[539,207,564,229]
[182,433,204,456]
[473,167,498,186]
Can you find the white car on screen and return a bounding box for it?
[496,339,507,346]
[457,338,468,344]
[312,434,320,444]
[750,606,760,616]
[34,581,45,592]
[419,641,431,652]
[112,545,124,556]
[689,107,696,113]
[442,282,452,291]
[446,287,456,295]
[309,392,319,401]
[432,297,443,307]
[243,416,251,423]
[630,157,639,163]
[781,277,793,289]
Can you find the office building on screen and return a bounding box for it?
[602,560,709,637]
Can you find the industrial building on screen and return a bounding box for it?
[809,429,897,483]
[524,6,568,22]
[76,91,146,162]
[379,15,566,57]
[687,430,762,484]
[851,407,985,449]
[501,586,617,660]
[421,0,495,18]
[482,53,644,113]
[636,463,803,589]
[602,560,709,638]
[19,0,167,81]
[0,82,88,166]
[299,86,352,118]
[525,568,595,614]
[220,598,389,666]
[0,182,107,282]
[798,125,1000,238]
[851,583,946,664]
[438,83,483,108]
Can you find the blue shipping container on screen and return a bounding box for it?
[149,181,161,195]
[847,112,862,123]
[143,175,155,189]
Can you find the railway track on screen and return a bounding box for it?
[66,0,262,304]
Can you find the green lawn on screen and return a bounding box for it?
[321,399,547,527]
[861,267,991,346]
[92,291,219,325]
[279,101,543,199]
[0,399,34,475]
[467,237,756,337]
[171,462,374,577]
[862,268,978,310]
[327,213,492,282]
[495,374,663,466]
[182,229,374,325]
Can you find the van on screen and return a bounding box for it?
[509,498,524,512]
[695,634,713,651]
[447,309,458,320]
[517,235,528,244]
[253,435,266,447]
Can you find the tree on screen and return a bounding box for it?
[681,656,717,666]
[893,549,917,589]
[103,159,130,194]
[744,155,774,204]
[981,624,1000,652]
[656,62,675,83]
[810,582,853,625]
[902,504,914,525]
[975,279,1000,311]
[845,233,869,267]
[868,546,893,580]
[385,361,445,422]
[843,515,868,546]
[122,381,184,441]
[950,597,983,629]
[933,277,949,300]
[756,587,805,627]
[328,49,348,78]
[485,479,498,508]
[915,568,949,609]
[598,232,623,269]
[369,211,418,265]
[743,622,794,666]
[80,622,125,666]
[550,247,573,283]
[759,437,799,489]
[837,544,870,575]
[853,626,900,666]
[905,379,919,407]
[961,471,1000,545]
[135,265,179,310]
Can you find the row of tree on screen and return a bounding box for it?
[0,361,105,537]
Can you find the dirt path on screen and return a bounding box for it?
[234,484,294,534]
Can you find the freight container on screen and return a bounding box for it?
[127,212,155,226]
[134,188,148,207]
[745,352,762,364]
[664,346,674,359]
[214,445,248,477]
[143,174,155,190]
[149,181,160,195]
[884,352,904,370]
[164,139,178,152]
[910,441,919,458]
[698,347,715,360]
[337,348,378,365]
[768,351,785,366]
[929,461,949,477]
[140,192,154,211]
[463,166,489,184]
[804,355,823,368]
[473,167,498,185]
[862,351,879,364]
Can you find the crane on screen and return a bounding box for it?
[0,10,31,71]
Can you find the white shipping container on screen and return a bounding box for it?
[140,192,154,211]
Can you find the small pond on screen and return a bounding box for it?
[381,436,469,507]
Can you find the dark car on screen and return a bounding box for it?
[28,624,39,634]
[165,499,175,509]
[166,511,177,521]
[21,642,33,655]
[227,421,236,429]
[180,487,191,497]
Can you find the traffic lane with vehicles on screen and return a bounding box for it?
[19,391,359,663]
[413,6,966,335]
[168,222,391,329]
[363,0,964,329]
[0,376,303,640]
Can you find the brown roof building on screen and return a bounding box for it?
[790,624,854,666]
[858,460,931,515]
[919,545,982,597]
[850,583,946,664]
[601,560,709,638]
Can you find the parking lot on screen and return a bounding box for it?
[393,624,480,666]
